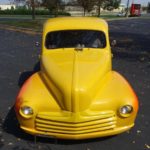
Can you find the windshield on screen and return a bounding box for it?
[45,30,106,49]
[134,4,141,9]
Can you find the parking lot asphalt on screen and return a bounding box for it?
[0,17,150,150]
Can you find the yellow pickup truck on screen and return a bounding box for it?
[15,17,138,140]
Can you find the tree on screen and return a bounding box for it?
[42,0,62,16]
[95,0,105,17]
[77,0,96,16]
[147,2,150,13]
[10,0,25,6]
[103,0,121,11]
[26,0,42,19]
[10,0,41,19]
[142,6,147,12]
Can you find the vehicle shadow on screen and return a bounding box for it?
[0,117,4,149]
[18,61,40,87]
[2,62,41,142]
[2,106,34,141]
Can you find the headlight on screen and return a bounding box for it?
[119,105,133,117]
[20,106,33,118]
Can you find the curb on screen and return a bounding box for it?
[0,16,142,35]
[0,24,42,35]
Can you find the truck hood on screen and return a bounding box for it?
[41,48,111,112]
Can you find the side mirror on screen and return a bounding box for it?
[111,40,117,47]
[35,41,40,47]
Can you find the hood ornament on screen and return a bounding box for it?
[75,44,85,51]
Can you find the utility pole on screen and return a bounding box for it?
[125,0,130,17]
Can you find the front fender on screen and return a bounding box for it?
[91,71,138,126]
[15,72,61,128]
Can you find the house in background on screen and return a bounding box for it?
[64,2,126,16]
[0,4,16,10]
[119,3,126,13]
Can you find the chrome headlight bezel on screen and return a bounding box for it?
[19,106,34,118]
[119,105,133,117]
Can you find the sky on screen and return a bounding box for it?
[0,0,149,6]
